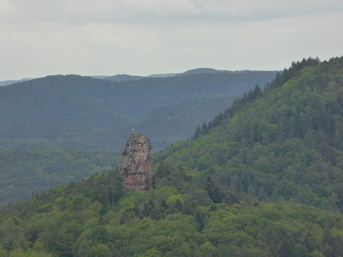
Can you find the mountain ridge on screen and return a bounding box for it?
[0,68,277,86]
[0,70,277,150]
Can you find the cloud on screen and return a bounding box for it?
[0,0,342,79]
[2,0,343,24]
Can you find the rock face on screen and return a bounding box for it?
[120,132,153,191]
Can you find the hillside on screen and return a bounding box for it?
[1,174,342,257]
[155,57,343,212]
[0,70,277,151]
[0,148,119,206]
[0,57,342,257]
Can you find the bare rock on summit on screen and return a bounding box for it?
[120,132,153,191]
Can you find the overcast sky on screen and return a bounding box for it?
[1,0,342,80]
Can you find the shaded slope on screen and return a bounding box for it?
[0,70,277,150]
[0,148,119,206]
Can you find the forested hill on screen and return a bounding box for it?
[0,70,276,206]
[155,57,343,212]
[0,148,120,206]
[0,70,277,151]
[0,58,343,257]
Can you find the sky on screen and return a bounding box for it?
[1,0,342,80]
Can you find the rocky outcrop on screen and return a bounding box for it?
[120,132,153,191]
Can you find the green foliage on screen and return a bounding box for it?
[0,148,119,206]
[1,181,342,257]
[155,56,343,212]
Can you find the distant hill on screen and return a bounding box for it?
[0,70,277,150]
[104,67,248,81]
[179,67,227,75]
[0,78,31,86]
[105,74,143,82]
[147,73,177,78]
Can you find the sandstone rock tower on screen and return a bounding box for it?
[120,132,153,191]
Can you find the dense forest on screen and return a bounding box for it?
[1,172,342,257]
[0,148,119,206]
[0,70,277,150]
[156,57,343,213]
[1,57,343,257]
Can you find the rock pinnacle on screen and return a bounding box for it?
[120,132,153,191]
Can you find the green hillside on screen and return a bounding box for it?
[0,58,343,257]
[155,57,343,213]
[1,175,342,257]
[0,70,277,150]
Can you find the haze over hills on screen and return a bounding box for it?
[0,69,277,151]
[105,71,177,81]
[0,57,343,257]
[0,68,277,205]
[0,68,227,85]
[0,79,31,87]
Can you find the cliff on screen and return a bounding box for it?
[120,132,153,191]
